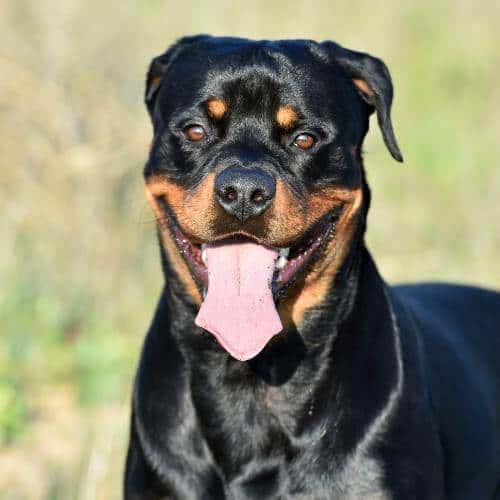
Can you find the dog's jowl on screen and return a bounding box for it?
[125,36,500,499]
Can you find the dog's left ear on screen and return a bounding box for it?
[323,41,403,162]
[145,35,210,118]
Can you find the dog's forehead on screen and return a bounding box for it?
[193,36,325,69]
[168,37,340,104]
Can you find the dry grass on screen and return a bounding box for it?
[0,0,499,498]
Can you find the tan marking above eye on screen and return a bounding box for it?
[276,106,298,129]
[206,98,227,120]
[293,133,315,150]
[184,124,206,141]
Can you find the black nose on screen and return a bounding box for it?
[215,166,276,222]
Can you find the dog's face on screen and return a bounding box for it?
[144,36,401,359]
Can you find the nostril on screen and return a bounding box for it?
[221,186,238,202]
[251,189,265,204]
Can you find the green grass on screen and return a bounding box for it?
[0,0,499,497]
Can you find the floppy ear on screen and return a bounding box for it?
[145,35,210,118]
[323,41,403,162]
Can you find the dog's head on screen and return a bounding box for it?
[144,35,402,360]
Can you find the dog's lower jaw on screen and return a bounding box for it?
[158,227,366,367]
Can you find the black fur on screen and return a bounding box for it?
[125,36,500,499]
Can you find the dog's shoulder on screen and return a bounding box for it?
[393,283,500,497]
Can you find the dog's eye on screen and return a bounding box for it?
[293,133,316,150]
[183,124,206,142]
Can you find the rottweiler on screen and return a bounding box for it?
[125,35,500,499]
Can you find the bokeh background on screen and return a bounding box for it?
[1,0,499,497]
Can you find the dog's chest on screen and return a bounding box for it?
[194,384,389,499]
[223,452,391,499]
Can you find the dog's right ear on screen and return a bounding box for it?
[145,35,209,118]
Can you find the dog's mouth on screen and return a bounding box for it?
[158,199,338,361]
[169,214,335,295]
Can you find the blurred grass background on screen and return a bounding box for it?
[0,0,499,497]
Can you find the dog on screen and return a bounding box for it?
[125,35,500,499]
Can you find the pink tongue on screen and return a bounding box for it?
[195,240,283,361]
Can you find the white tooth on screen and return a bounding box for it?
[279,247,290,258]
[276,255,288,270]
[201,244,208,264]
